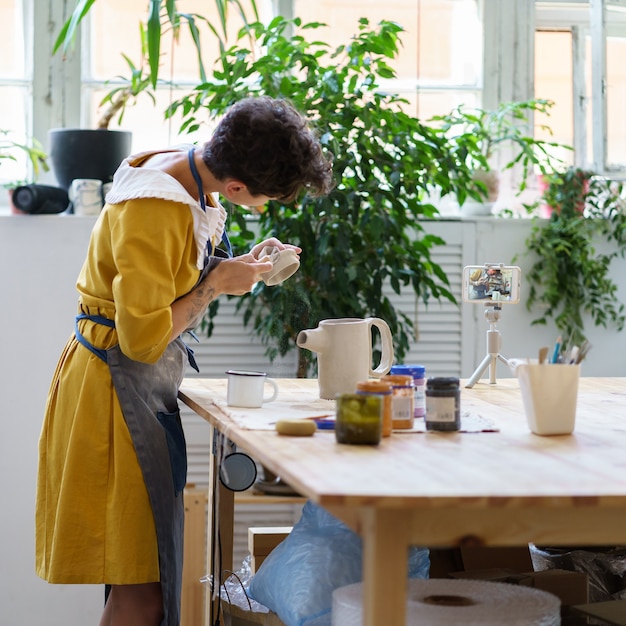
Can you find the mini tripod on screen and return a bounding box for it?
[465,304,511,388]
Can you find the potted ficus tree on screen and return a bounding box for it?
[165,16,488,376]
[521,166,626,346]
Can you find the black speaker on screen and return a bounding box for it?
[12,184,69,214]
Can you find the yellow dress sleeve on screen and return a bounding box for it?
[78,197,200,363]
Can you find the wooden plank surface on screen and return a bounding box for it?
[181,376,626,626]
[179,377,626,510]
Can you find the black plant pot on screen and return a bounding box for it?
[49,129,132,191]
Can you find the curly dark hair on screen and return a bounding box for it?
[202,96,334,202]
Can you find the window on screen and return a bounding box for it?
[293,0,482,118]
[3,0,624,203]
[1,0,482,194]
[0,0,32,186]
[535,1,626,175]
[606,32,626,167]
[85,0,270,149]
[534,30,576,165]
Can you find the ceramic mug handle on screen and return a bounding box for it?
[263,377,279,403]
[367,317,395,377]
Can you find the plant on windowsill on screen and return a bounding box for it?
[50,0,258,190]
[0,131,49,186]
[0,131,52,213]
[429,100,567,216]
[48,26,155,190]
[520,166,626,346]
[166,17,487,376]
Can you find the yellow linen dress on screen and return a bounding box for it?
[36,186,206,583]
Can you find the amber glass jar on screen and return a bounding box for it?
[356,380,393,437]
[381,374,415,429]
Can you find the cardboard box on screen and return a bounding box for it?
[220,599,286,626]
[247,527,292,573]
[435,546,588,606]
[531,569,589,606]
[428,548,463,578]
[449,568,524,583]
[460,546,534,573]
[429,546,533,578]
[570,599,626,625]
[247,527,292,557]
[450,568,588,607]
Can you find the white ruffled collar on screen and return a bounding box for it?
[105,151,227,269]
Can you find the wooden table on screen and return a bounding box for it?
[179,376,626,626]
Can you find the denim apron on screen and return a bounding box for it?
[74,149,231,626]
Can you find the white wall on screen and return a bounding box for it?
[0,216,103,624]
[2,214,625,626]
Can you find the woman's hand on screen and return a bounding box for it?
[169,256,272,339]
[208,256,273,296]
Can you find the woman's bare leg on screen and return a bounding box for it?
[99,583,163,626]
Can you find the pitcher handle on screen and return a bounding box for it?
[367,317,394,377]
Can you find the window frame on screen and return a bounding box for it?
[4,0,626,204]
[535,0,626,175]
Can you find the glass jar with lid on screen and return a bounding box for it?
[356,380,393,437]
[425,377,461,431]
[382,374,415,429]
[390,364,426,419]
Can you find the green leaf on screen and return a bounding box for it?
[147,0,162,89]
[53,0,97,54]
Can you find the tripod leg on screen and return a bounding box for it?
[496,354,510,368]
[465,353,493,388]
[488,355,495,384]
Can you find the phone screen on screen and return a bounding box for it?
[462,265,521,304]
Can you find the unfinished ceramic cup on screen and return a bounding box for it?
[258,245,300,286]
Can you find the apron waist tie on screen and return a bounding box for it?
[74,313,200,372]
[74,313,115,363]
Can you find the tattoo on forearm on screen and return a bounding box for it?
[186,280,216,324]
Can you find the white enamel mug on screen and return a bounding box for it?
[69,178,104,216]
[226,370,279,408]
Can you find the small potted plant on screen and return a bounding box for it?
[50,0,256,190]
[51,4,179,189]
[535,166,592,218]
[0,131,50,213]
[521,166,626,346]
[429,99,565,215]
[47,44,153,191]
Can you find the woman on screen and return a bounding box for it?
[35,96,333,626]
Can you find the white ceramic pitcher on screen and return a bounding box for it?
[296,317,394,399]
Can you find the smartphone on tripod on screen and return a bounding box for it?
[462,264,521,304]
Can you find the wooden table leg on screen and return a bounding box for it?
[182,487,208,626]
[361,508,411,626]
[205,428,235,626]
